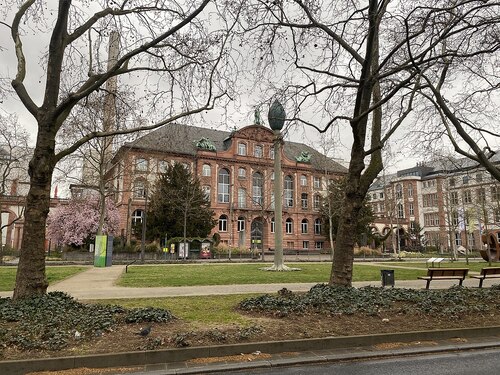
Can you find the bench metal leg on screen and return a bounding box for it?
[479,278,484,288]
[426,280,430,289]
[459,279,463,286]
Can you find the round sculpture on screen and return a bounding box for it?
[268,99,285,131]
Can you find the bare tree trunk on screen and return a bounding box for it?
[13,129,55,299]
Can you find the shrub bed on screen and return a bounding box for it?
[238,284,500,318]
[0,292,175,351]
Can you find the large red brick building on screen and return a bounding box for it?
[109,123,347,252]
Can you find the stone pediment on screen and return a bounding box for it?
[232,125,275,144]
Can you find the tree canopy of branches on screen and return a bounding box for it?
[2,0,239,299]
[238,0,499,286]
[47,196,119,247]
[320,178,374,247]
[147,162,216,241]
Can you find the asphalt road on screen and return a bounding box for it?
[223,347,500,375]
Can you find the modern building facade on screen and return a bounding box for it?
[109,123,347,252]
[369,156,500,253]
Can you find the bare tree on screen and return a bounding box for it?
[237,0,498,286]
[0,114,30,263]
[2,0,240,299]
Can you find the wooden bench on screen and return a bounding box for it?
[470,267,500,288]
[418,268,469,289]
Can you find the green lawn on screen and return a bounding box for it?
[117,263,428,287]
[98,294,257,325]
[0,266,89,291]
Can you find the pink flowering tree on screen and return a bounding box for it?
[47,197,119,248]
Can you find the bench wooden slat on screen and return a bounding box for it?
[470,267,500,287]
[418,268,469,289]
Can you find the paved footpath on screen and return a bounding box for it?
[1,263,497,300]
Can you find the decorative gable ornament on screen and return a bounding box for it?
[195,137,216,151]
[296,151,311,163]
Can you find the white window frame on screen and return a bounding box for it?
[202,164,211,177]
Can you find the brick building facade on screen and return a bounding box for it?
[369,156,500,253]
[109,123,347,252]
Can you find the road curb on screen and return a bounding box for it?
[1,326,500,374]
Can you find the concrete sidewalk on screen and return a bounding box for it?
[1,263,497,300]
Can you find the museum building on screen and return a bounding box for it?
[108,123,347,252]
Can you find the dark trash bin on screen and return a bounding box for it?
[381,269,395,287]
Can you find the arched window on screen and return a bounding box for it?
[396,184,403,199]
[314,218,322,235]
[219,215,228,232]
[237,216,245,232]
[133,179,146,198]
[301,219,308,234]
[285,218,293,234]
[218,169,230,203]
[202,164,211,177]
[131,209,144,225]
[284,176,294,207]
[252,172,263,205]
[270,217,275,233]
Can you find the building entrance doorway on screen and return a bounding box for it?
[251,218,263,251]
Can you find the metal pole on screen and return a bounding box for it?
[273,129,284,268]
[140,189,147,263]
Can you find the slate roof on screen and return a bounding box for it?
[124,123,347,173]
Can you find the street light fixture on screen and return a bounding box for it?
[267,99,290,271]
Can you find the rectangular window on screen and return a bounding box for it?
[313,195,320,209]
[491,186,500,201]
[450,191,459,205]
[302,241,309,249]
[238,188,246,208]
[238,168,246,178]
[158,160,168,173]
[254,145,263,158]
[468,232,475,248]
[286,241,294,250]
[135,158,148,172]
[463,190,472,204]
[463,175,469,184]
[301,193,308,209]
[455,232,462,246]
[476,188,486,203]
[315,241,324,250]
[409,203,414,216]
[300,175,307,186]
[313,177,321,189]
[238,143,247,156]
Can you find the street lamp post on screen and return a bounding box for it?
[140,188,147,263]
[267,100,299,271]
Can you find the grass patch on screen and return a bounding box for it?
[0,266,89,291]
[96,294,257,326]
[118,263,428,287]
